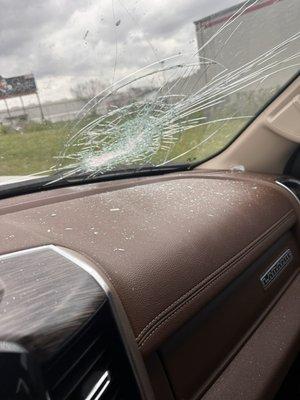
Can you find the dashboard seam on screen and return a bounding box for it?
[136,210,295,347]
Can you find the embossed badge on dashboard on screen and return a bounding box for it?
[260,249,293,289]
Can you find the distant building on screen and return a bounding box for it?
[194,0,299,88]
[0,98,87,125]
[0,89,152,125]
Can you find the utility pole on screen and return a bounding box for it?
[36,92,45,122]
[3,99,12,120]
[19,96,26,116]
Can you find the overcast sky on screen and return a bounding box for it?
[0,0,242,104]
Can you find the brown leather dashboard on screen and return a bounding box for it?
[0,170,298,399]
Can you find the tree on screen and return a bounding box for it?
[71,78,154,109]
[71,79,107,101]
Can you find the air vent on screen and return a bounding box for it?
[44,302,141,400]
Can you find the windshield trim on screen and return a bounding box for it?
[0,164,191,200]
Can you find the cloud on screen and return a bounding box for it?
[0,0,240,101]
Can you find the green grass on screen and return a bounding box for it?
[0,128,69,175]
[152,119,245,165]
[0,119,246,176]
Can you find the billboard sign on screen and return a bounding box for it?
[0,74,37,100]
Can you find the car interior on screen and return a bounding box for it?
[0,0,300,398]
[0,72,299,400]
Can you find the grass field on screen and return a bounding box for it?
[0,119,246,176]
[0,127,69,175]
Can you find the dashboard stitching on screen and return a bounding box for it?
[136,211,295,347]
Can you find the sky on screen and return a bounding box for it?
[0,0,241,105]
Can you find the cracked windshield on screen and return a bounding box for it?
[0,0,299,184]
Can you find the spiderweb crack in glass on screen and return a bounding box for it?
[53,0,300,180]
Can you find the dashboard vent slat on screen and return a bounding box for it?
[44,303,140,400]
[51,335,105,390]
